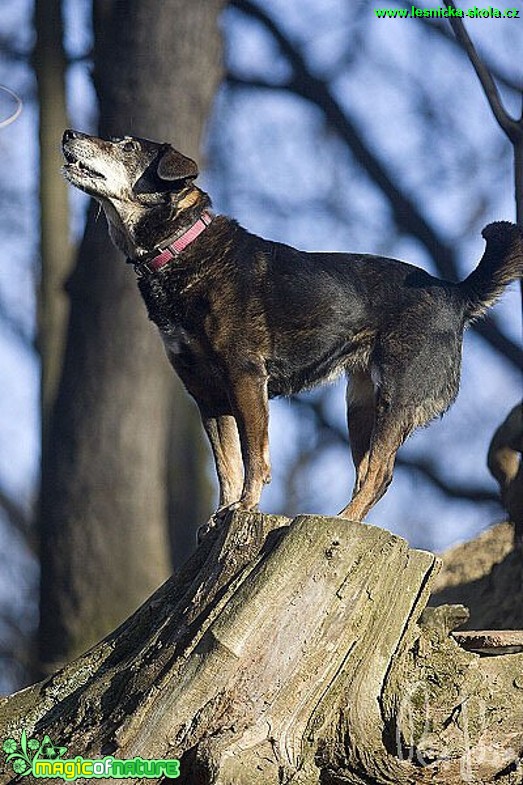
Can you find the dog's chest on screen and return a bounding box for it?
[161,327,193,356]
[139,271,208,344]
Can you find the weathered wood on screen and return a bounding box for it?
[431,521,523,629]
[1,513,522,784]
[453,630,523,654]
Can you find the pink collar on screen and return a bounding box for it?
[134,210,213,276]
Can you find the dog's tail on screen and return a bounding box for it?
[458,221,523,322]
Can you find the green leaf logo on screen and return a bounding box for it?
[2,732,68,777]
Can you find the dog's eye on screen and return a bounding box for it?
[121,140,136,152]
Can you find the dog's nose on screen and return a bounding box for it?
[63,129,88,144]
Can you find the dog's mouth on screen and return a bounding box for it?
[63,148,105,180]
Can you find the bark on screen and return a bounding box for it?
[3,513,523,784]
[38,0,223,674]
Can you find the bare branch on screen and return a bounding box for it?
[389,0,523,94]
[0,36,30,62]
[0,306,34,349]
[0,484,33,545]
[444,0,522,142]
[398,455,499,503]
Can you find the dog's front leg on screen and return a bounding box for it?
[228,371,271,511]
[196,408,246,543]
[200,411,244,509]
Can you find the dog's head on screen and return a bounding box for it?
[62,130,205,258]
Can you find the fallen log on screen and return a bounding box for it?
[1,512,522,784]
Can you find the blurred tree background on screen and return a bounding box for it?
[0,0,520,692]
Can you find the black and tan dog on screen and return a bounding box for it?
[62,129,523,525]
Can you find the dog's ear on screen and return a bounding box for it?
[157,146,198,182]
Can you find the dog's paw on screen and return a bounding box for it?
[196,505,237,544]
[196,517,218,545]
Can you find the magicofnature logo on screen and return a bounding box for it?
[2,732,181,780]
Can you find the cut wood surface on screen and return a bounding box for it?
[1,513,522,784]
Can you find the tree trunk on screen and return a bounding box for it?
[167,400,214,568]
[515,133,523,309]
[38,0,224,675]
[33,0,72,448]
[4,513,523,784]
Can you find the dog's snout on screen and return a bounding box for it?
[62,129,89,145]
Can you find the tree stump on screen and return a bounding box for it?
[1,512,522,784]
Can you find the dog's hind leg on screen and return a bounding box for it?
[346,370,375,495]
[339,393,412,521]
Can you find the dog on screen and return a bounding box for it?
[62,129,523,526]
